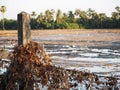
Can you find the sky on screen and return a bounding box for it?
[0,0,120,19]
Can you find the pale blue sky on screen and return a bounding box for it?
[0,0,120,19]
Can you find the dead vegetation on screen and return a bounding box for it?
[0,41,119,90]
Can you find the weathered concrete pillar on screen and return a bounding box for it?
[17,11,31,46]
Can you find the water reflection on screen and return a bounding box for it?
[44,44,120,81]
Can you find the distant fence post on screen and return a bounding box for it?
[17,11,31,46]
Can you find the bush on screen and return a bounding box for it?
[66,23,79,29]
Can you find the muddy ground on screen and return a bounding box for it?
[0,29,120,88]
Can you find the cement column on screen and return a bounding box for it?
[17,11,31,46]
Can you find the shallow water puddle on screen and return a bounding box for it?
[44,44,120,82]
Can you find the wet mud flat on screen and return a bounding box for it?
[0,40,120,89]
[43,44,120,77]
[0,29,120,89]
[32,29,120,88]
[31,30,120,75]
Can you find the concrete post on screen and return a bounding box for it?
[17,11,31,46]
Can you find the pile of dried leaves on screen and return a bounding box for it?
[0,42,119,90]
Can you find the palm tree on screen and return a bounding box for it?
[115,6,120,23]
[31,11,37,19]
[112,6,120,28]
[87,8,96,19]
[74,9,80,17]
[63,13,68,21]
[0,6,6,30]
[112,6,120,20]
[68,11,75,23]
[75,9,87,26]
[56,9,62,24]
[45,9,55,22]
[99,13,106,28]
[44,9,55,28]
[37,12,44,23]
[75,9,87,18]
[115,6,120,13]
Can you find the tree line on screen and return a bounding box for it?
[0,6,120,30]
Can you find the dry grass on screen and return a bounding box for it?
[0,29,120,36]
[0,30,17,36]
[31,29,120,35]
